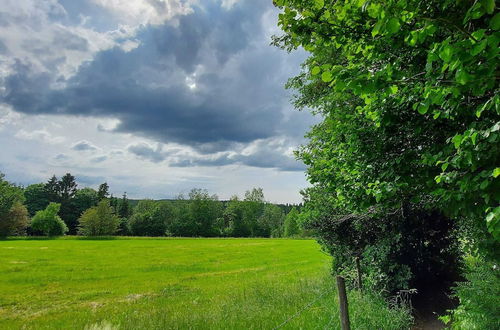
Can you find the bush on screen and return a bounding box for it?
[31,203,68,236]
[78,200,120,236]
[442,257,500,329]
[308,203,462,294]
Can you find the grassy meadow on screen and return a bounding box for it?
[0,238,411,329]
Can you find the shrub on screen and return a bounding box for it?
[78,200,120,236]
[308,203,462,294]
[31,203,68,236]
[442,257,500,329]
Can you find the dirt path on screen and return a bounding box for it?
[410,284,457,330]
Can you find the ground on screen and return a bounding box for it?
[0,237,410,329]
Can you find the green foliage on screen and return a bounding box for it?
[0,173,28,237]
[258,204,284,237]
[24,183,50,217]
[78,200,120,236]
[186,188,223,237]
[73,188,99,217]
[442,257,500,329]
[97,182,109,201]
[274,0,499,251]
[31,203,68,236]
[117,192,131,219]
[284,207,300,237]
[128,200,173,236]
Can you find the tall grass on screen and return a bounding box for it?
[0,238,411,329]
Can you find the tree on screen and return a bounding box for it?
[73,188,99,219]
[128,200,173,236]
[78,200,120,236]
[258,204,285,237]
[24,183,50,217]
[97,182,109,201]
[284,207,300,237]
[222,197,249,237]
[31,203,68,236]
[242,188,266,236]
[45,175,59,202]
[117,192,131,219]
[275,0,499,248]
[0,173,29,237]
[57,173,78,234]
[187,189,223,237]
[273,0,496,291]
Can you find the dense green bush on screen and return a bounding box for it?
[78,200,120,236]
[442,257,500,329]
[128,200,173,236]
[31,203,68,236]
[307,202,462,294]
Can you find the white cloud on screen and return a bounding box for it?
[15,129,65,144]
[91,0,193,26]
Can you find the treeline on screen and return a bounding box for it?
[0,172,307,238]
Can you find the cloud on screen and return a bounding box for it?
[15,129,65,144]
[129,137,306,171]
[0,0,313,175]
[91,155,108,163]
[54,153,70,161]
[71,140,99,151]
[1,1,306,147]
[127,142,167,163]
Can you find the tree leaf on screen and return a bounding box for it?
[372,21,383,37]
[490,13,500,30]
[481,0,495,15]
[321,71,333,83]
[439,45,453,63]
[493,168,500,178]
[311,66,321,75]
[386,18,401,34]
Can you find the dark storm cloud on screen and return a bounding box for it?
[1,0,310,170]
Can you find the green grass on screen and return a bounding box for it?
[0,237,411,329]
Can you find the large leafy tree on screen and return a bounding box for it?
[78,200,120,236]
[0,173,29,237]
[24,183,51,217]
[274,0,499,248]
[187,189,223,237]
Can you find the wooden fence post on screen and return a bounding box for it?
[336,276,351,330]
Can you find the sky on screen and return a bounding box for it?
[0,0,316,203]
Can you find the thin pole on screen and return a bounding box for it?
[336,276,351,330]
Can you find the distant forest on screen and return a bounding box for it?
[1,172,306,238]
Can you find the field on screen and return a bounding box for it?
[0,238,410,329]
